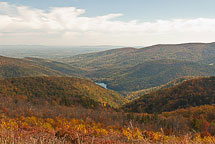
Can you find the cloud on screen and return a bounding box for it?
[0,2,215,46]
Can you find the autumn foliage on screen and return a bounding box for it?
[0,115,215,144]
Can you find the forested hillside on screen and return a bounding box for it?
[88,59,215,91]
[123,77,215,113]
[1,47,215,143]
[2,51,215,93]
[62,42,215,69]
[125,76,196,100]
[58,42,215,92]
[0,77,126,108]
[0,56,85,78]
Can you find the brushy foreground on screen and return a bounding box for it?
[0,116,215,144]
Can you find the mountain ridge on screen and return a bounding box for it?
[61,42,215,69]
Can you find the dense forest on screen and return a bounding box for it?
[0,76,126,108]
[2,53,215,93]
[62,42,215,69]
[0,56,85,78]
[90,59,215,91]
[125,76,196,100]
[123,77,215,113]
[58,42,215,92]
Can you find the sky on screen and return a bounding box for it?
[0,0,215,46]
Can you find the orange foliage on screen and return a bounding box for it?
[0,116,214,143]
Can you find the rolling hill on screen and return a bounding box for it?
[58,42,215,92]
[0,56,85,78]
[61,42,215,70]
[88,59,215,92]
[125,76,196,101]
[62,47,137,70]
[0,76,126,108]
[24,57,86,76]
[122,77,215,113]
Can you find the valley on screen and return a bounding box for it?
[1,42,215,143]
[1,0,215,143]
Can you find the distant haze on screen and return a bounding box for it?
[0,45,125,59]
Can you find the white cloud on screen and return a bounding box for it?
[0,2,215,46]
